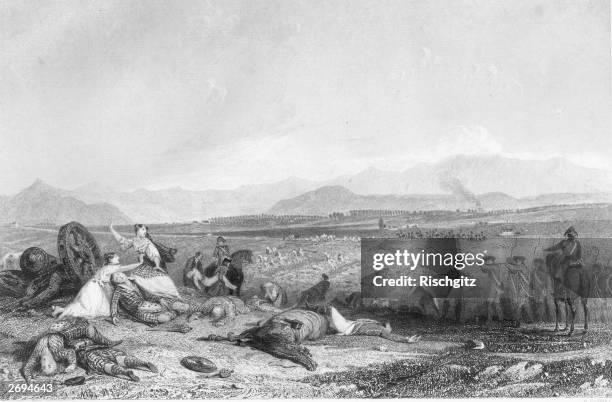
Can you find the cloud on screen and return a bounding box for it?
[0,0,609,193]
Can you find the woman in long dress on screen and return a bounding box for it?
[109,223,180,300]
[52,252,139,319]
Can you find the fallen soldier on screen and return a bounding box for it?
[309,302,421,342]
[75,341,158,382]
[202,304,420,371]
[110,272,180,325]
[110,273,238,326]
[17,247,77,309]
[246,295,284,313]
[22,319,120,384]
[187,295,250,327]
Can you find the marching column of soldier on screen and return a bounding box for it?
[0,222,597,383]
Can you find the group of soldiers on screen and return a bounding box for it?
[182,236,231,293]
[398,229,487,240]
[448,226,588,326]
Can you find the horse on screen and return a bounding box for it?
[202,250,253,297]
[545,253,590,335]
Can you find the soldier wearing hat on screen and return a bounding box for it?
[544,226,582,274]
[212,236,231,267]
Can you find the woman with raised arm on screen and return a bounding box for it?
[109,222,180,299]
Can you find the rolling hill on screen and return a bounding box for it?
[0,179,131,225]
[71,176,318,222]
[267,185,612,215]
[5,155,612,223]
[328,155,612,196]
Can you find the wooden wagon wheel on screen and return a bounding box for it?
[57,221,102,286]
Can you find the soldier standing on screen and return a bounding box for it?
[481,256,505,327]
[506,256,532,327]
[530,257,555,321]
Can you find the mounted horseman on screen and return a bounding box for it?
[544,226,590,334]
[545,226,583,276]
[212,236,231,268]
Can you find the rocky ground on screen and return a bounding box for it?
[1,300,612,399]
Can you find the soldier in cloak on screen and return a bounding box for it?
[544,226,582,282]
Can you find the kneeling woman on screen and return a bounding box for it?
[52,252,140,319]
[110,223,180,300]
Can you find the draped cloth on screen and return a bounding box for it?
[116,234,180,299]
[146,235,177,269]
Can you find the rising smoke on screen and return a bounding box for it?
[438,174,482,208]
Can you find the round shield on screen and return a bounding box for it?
[64,376,86,386]
[180,356,218,373]
[57,221,103,286]
[19,247,59,278]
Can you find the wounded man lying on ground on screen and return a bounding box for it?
[110,272,243,327]
[203,304,420,371]
[75,340,158,382]
[22,319,121,384]
[110,272,180,325]
[0,247,78,310]
[186,295,250,326]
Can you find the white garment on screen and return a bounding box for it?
[131,275,181,300]
[56,263,139,319]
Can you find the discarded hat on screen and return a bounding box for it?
[465,340,485,350]
[64,376,86,386]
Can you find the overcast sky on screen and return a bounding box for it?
[1,0,610,194]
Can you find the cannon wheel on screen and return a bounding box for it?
[57,222,102,286]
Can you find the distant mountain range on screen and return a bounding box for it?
[0,179,131,225]
[266,186,612,215]
[70,176,318,222]
[3,155,612,223]
[329,155,612,196]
